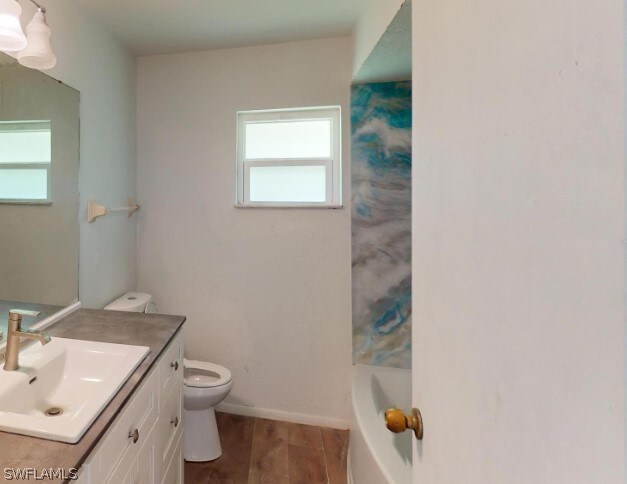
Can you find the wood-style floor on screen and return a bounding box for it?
[184,412,349,484]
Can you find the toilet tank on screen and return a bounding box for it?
[104,292,157,313]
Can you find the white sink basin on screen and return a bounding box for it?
[0,337,149,443]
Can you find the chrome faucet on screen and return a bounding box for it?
[3,309,51,371]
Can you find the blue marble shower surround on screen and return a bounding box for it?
[351,81,412,369]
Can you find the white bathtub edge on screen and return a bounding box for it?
[350,364,412,484]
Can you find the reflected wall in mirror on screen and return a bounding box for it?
[0,52,79,325]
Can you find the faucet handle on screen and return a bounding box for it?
[8,310,41,329]
[9,309,41,318]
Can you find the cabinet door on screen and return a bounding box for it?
[156,385,183,475]
[104,456,133,484]
[161,432,183,484]
[107,423,155,484]
[156,332,184,482]
[158,334,183,403]
[100,372,157,476]
[133,424,155,484]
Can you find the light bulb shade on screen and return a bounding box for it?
[17,10,56,70]
[0,0,26,51]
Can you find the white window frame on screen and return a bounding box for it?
[0,120,52,205]
[236,106,342,208]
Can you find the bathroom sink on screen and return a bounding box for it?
[0,337,149,443]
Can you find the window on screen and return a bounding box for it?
[236,106,342,207]
[0,121,51,203]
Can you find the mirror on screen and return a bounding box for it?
[0,52,80,330]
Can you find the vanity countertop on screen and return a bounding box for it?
[0,308,186,482]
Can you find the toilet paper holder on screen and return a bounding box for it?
[87,198,141,223]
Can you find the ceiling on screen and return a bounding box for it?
[77,0,368,56]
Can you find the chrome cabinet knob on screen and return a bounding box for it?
[171,361,179,371]
[171,416,179,428]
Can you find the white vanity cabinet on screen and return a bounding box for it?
[77,332,184,484]
[156,333,184,484]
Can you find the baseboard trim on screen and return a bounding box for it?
[217,402,350,429]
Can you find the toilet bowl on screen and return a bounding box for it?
[184,359,233,461]
[104,292,234,462]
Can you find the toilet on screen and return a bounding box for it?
[183,359,233,461]
[104,292,234,462]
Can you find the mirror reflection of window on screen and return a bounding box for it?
[0,120,51,203]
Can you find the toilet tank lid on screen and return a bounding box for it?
[104,292,153,312]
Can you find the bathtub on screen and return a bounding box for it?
[348,364,412,484]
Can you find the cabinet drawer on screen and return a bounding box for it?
[157,385,183,470]
[105,420,155,484]
[158,333,183,403]
[100,371,158,478]
[161,432,183,484]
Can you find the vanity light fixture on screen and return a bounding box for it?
[17,6,55,69]
[0,0,56,69]
[0,0,27,51]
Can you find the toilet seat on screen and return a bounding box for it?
[184,359,232,388]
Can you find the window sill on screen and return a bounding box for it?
[0,200,52,206]
[235,203,343,210]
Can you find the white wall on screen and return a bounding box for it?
[412,0,624,482]
[352,0,404,76]
[137,37,353,425]
[20,0,138,308]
